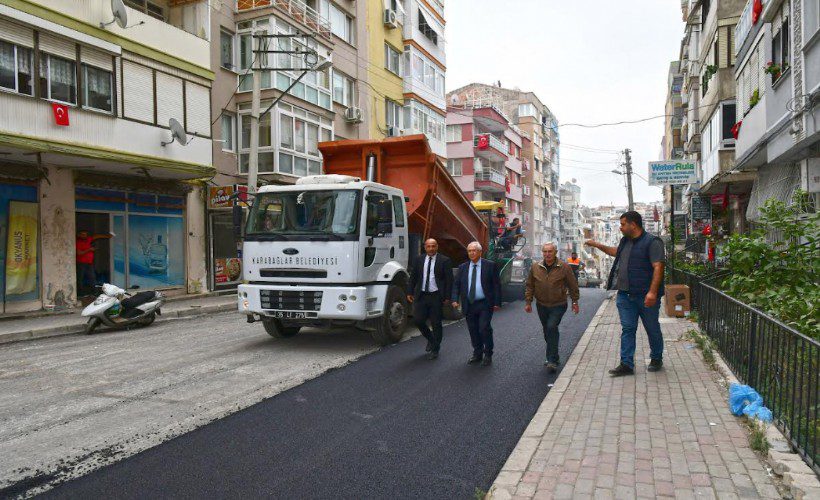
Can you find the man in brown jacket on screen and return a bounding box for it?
[524,243,580,373]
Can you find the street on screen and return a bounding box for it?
[1,290,606,498]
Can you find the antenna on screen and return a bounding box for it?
[161,118,188,147]
[100,0,145,29]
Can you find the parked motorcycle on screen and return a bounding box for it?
[81,284,165,335]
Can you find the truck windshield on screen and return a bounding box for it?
[246,190,360,240]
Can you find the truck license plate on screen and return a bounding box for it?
[271,311,306,319]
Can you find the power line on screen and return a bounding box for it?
[556,103,717,128]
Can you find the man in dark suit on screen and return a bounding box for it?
[408,238,453,360]
[452,241,502,366]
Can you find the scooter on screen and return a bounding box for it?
[81,284,165,335]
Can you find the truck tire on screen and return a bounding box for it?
[262,318,301,338]
[369,285,408,346]
[442,302,463,321]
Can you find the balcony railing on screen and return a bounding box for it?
[238,0,332,40]
[474,170,506,186]
[474,134,507,155]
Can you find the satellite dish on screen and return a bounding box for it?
[161,118,188,147]
[100,0,144,29]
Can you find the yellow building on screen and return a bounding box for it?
[365,0,405,139]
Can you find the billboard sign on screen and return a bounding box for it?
[648,160,699,186]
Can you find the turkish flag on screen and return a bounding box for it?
[477,135,489,150]
[52,103,69,126]
[653,206,660,222]
[752,0,763,23]
[505,176,511,193]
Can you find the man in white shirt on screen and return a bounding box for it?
[408,239,452,359]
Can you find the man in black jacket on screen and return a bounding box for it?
[408,238,453,359]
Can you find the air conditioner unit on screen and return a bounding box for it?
[383,9,398,28]
[344,106,363,123]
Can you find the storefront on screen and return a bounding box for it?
[74,187,187,293]
[0,178,39,313]
[207,185,245,291]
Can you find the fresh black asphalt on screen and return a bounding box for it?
[40,289,607,500]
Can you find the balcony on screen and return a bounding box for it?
[474,134,507,161]
[238,0,332,41]
[474,170,507,193]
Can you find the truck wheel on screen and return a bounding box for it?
[369,285,408,346]
[262,318,301,338]
[84,318,100,335]
[442,302,463,321]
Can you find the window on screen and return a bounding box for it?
[221,114,235,152]
[446,124,461,142]
[392,196,405,227]
[446,159,462,176]
[385,44,402,76]
[220,30,235,70]
[412,54,423,82]
[124,0,165,21]
[418,9,438,45]
[386,99,402,130]
[0,41,33,96]
[721,103,736,143]
[405,100,444,141]
[366,192,392,237]
[518,103,537,118]
[772,17,790,75]
[83,64,112,112]
[330,3,354,44]
[332,71,355,106]
[39,53,76,104]
[423,62,434,88]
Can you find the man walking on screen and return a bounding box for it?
[452,242,501,366]
[524,243,580,373]
[408,239,452,360]
[585,211,666,376]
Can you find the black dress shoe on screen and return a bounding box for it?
[427,351,439,360]
[425,341,432,352]
[481,356,492,366]
[467,355,482,364]
[545,362,558,374]
[647,359,663,372]
[608,363,635,377]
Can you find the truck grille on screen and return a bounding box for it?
[260,290,323,311]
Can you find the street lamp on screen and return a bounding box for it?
[612,169,624,175]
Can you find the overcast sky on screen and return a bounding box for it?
[445,0,683,207]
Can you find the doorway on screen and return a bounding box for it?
[75,212,111,297]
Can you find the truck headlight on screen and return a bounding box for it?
[349,295,357,302]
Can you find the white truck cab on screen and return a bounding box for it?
[237,174,412,345]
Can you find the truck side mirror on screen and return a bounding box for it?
[232,203,243,240]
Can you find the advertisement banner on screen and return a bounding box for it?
[208,185,249,209]
[5,201,38,295]
[648,161,699,186]
[214,258,242,283]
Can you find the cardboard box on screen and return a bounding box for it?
[664,284,691,317]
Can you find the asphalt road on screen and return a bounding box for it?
[39,289,607,500]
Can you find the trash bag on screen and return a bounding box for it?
[729,383,758,416]
[752,406,773,423]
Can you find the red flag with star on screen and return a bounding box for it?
[52,103,69,126]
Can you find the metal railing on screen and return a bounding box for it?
[474,134,508,155]
[238,0,332,40]
[667,267,819,473]
[474,170,506,186]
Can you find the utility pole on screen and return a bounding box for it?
[247,32,262,195]
[624,148,634,211]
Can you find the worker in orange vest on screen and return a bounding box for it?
[567,251,584,279]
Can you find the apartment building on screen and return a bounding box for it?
[446,83,561,256]
[444,105,525,224]
[559,180,583,256]
[661,61,686,240]
[367,0,404,140]
[732,0,820,220]
[0,0,215,313]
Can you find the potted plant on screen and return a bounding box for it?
[764,61,782,82]
[749,88,761,109]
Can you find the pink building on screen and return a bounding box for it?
[445,105,525,226]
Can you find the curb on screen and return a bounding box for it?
[488,295,612,499]
[0,301,238,346]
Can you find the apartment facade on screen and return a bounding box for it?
[444,105,525,224]
[559,180,583,256]
[732,0,820,220]
[0,0,214,313]
[446,83,561,256]
[661,60,687,240]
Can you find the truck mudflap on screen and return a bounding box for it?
[238,284,388,321]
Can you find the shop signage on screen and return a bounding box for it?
[214,258,242,283]
[672,213,687,242]
[648,161,699,186]
[208,185,249,209]
[5,201,38,295]
[690,196,712,221]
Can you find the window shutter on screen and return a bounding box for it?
[185,81,210,137]
[39,33,75,60]
[0,18,33,47]
[156,72,184,127]
[122,60,155,123]
[80,46,112,70]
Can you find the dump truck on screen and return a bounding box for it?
[236,135,513,345]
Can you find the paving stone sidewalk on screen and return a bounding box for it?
[490,296,782,500]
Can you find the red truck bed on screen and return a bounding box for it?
[318,135,488,263]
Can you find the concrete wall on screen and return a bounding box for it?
[40,168,76,310]
[185,186,207,294]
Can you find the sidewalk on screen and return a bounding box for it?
[490,296,782,500]
[0,293,237,345]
